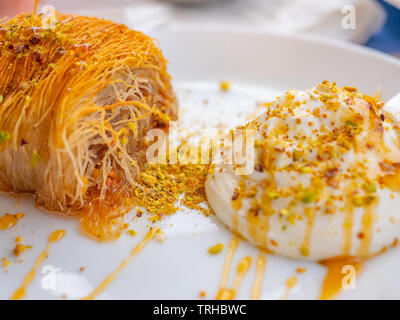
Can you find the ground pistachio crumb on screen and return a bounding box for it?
[208,243,224,254]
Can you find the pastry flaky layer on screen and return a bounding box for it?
[0,12,177,239]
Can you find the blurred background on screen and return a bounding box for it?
[0,0,399,56]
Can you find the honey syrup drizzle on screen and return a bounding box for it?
[280,275,298,300]
[216,255,252,300]
[319,257,362,300]
[246,211,269,251]
[230,256,252,298]
[300,208,316,257]
[342,202,355,256]
[232,210,239,233]
[216,237,239,294]
[34,0,39,14]
[0,213,24,230]
[11,230,66,300]
[82,227,159,300]
[250,251,267,300]
[321,193,376,300]
[357,204,377,257]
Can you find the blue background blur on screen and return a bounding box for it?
[367,0,400,54]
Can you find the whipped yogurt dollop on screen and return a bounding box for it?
[206,81,400,261]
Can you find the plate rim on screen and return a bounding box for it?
[152,27,400,69]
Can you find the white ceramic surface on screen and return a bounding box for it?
[0,30,400,300]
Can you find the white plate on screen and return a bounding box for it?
[1,30,400,300]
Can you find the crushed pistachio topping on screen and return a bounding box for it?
[220,81,230,92]
[0,130,11,143]
[208,243,224,254]
[219,81,400,256]
[30,150,40,168]
[302,192,315,204]
[286,276,298,288]
[127,229,137,236]
[300,246,310,257]
[2,257,11,268]
[130,147,212,222]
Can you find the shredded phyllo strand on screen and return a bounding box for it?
[0,12,177,241]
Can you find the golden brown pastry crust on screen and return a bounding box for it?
[0,12,177,239]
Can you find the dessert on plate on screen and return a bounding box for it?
[0,11,177,240]
[206,81,400,260]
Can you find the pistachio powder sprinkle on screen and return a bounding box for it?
[130,161,212,222]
